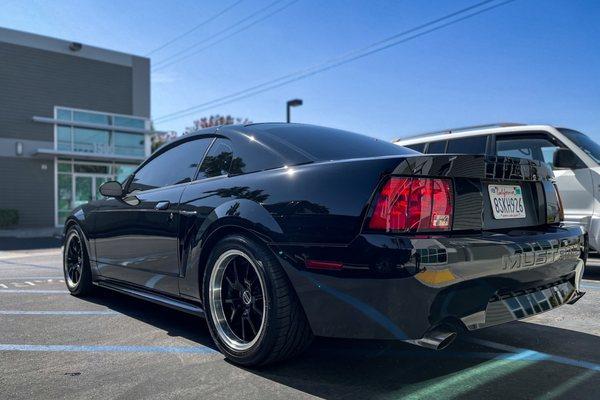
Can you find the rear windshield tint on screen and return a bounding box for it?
[249,124,416,161]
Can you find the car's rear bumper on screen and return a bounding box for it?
[271,224,587,341]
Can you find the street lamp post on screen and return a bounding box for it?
[286,99,303,123]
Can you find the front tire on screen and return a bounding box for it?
[63,225,94,297]
[203,234,313,366]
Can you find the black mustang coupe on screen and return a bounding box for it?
[63,123,586,366]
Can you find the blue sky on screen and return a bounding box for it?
[1,0,599,142]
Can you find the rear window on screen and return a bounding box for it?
[405,143,425,153]
[249,124,416,162]
[426,140,447,154]
[446,136,488,154]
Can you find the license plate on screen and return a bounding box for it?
[488,184,526,219]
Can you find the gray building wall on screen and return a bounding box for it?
[0,28,150,229]
[0,41,134,142]
[0,157,54,227]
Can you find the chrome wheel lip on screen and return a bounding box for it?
[64,231,83,289]
[209,249,267,352]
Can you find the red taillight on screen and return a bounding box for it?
[368,177,453,232]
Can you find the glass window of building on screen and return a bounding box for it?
[72,128,111,153]
[114,132,145,156]
[73,110,110,125]
[114,116,146,129]
[57,108,72,121]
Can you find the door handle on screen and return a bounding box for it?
[155,201,170,210]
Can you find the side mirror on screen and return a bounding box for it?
[99,180,123,198]
[553,148,582,169]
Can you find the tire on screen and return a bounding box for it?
[203,234,313,366]
[63,225,94,297]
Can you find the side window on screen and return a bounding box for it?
[405,143,425,153]
[198,139,234,179]
[495,133,561,169]
[446,136,488,154]
[129,138,211,191]
[426,140,447,154]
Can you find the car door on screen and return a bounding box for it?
[93,136,213,295]
[494,132,594,226]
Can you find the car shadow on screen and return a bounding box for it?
[83,287,217,350]
[82,288,600,399]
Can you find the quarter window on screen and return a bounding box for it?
[198,139,234,179]
[129,138,212,191]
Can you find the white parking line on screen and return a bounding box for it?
[0,343,218,355]
[0,250,62,260]
[0,310,119,315]
[0,290,68,294]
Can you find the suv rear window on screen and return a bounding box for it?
[426,140,447,154]
[446,136,488,154]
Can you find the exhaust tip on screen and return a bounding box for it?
[405,327,457,350]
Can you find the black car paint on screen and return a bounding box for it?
[65,123,585,342]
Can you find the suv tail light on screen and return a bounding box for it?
[368,177,453,232]
[554,183,565,222]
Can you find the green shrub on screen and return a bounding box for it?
[0,209,19,228]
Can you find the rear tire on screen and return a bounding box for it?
[203,234,313,366]
[63,225,94,297]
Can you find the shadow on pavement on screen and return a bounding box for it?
[83,288,599,399]
[0,237,62,251]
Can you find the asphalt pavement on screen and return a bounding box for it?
[0,247,599,399]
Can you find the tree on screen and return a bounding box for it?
[150,130,177,152]
[185,114,252,133]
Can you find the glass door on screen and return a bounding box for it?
[74,176,93,208]
[73,174,113,207]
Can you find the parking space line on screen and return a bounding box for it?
[0,277,64,280]
[0,343,218,355]
[0,290,68,294]
[0,260,60,270]
[0,310,119,315]
[0,250,62,260]
[465,338,600,372]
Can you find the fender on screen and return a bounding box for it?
[178,199,284,300]
[63,206,99,276]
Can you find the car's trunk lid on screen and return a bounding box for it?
[390,154,560,231]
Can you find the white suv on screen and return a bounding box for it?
[396,124,600,250]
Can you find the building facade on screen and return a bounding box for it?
[0,27,152,231]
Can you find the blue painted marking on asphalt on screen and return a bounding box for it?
[0,310,119,315]
[0,290,68,294]
[0,343,218,355]
[466,337,600,372]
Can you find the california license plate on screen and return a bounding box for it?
[488,184,526,219]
